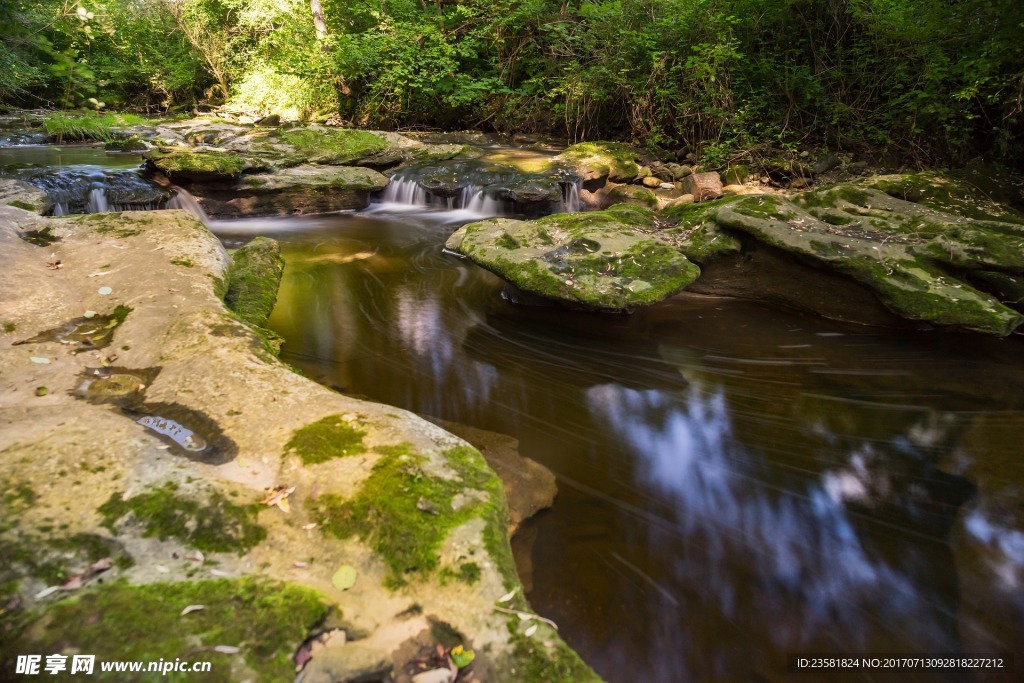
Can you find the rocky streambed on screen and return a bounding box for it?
[3,114,1024,681]
[0,179,594,682]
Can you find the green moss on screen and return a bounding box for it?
[170,258,194,268]
[503,628,602,682]
[8,200,38,212]
[224,237,284,331]
[3,322,15,333]
[556,141,640,181]
[144,148,249,181]
[0,577,330,683]
[2,481,36,513]
[285,415,366,464]
[496,233,521,249]
[98,483,266,554]
[309,444,505,588]
[0,531,132,588]
[276,128,389,165]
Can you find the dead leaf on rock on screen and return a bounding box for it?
[46,260,62,270]
[260,485,296,513]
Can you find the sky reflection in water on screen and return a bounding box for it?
[217,206,1024,682]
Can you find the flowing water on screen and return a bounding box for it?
[208,200,1024,682]
[0,145,168,215]
[9,142,1023,680]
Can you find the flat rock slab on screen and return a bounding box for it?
[446,204,700,310]
[207,165,389,216]
[0,202,598,681]
[715,178,1024,335]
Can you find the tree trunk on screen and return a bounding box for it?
[311,0,328,42]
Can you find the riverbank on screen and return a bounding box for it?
[0,183,598,682]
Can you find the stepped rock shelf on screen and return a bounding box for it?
[0,185,598,682]
[448,173,1024,336]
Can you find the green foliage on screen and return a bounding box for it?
[6,0,1024,166]
[42,111,147,143]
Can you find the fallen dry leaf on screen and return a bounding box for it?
[181,604,205,615]
[212,645,240,654]
[260,485,296,513]
[46,260,63,270]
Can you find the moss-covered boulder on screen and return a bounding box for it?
[143,147,258,182]
[714,176,1024,335]
[224,236,285,331]
[0,207,600,683]
[446,204,700,309]
[606,184,659,208]
[553,141,640,185]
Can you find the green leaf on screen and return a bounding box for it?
[331,564,357,591]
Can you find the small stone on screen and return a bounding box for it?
[641,176,661,188]
[411,669,453,683]
[98,286,112,296]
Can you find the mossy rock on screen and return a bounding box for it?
[0,179,49,214]
[0,577,330,682]
[659,197,744,263]
[446,203,700,310]
[237,127,390,167]
[143,147,254,182]
[98,482,266,554]
[309,444,511,589]
[224,237,285,331]
[553,141,640,183]
[715,179,1024,334]
[606,185,659,208]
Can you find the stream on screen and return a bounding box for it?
[5,144,1023,681]
[214,205,1023,682]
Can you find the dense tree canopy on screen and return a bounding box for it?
[3,0,1023,164]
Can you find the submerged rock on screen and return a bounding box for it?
[446,203,700,310]
[224,236,285,331]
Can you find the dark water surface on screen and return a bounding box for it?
[212,207,1024,682]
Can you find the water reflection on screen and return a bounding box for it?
[213,207,1024,682]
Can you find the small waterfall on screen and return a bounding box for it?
[167,188,211,226]
[379,176,429,207]
[463,187,501,215]
[367,159,572,218]
[561,179,582,213]
[28,168,172,215]
[86,188,109,213]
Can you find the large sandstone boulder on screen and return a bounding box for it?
[682,171,724,201]
[445,203,700,310]
[0,207,599,682]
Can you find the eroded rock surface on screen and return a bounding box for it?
[452,172,1024,335]
[446,204,701,310]
[0,202,598,681]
